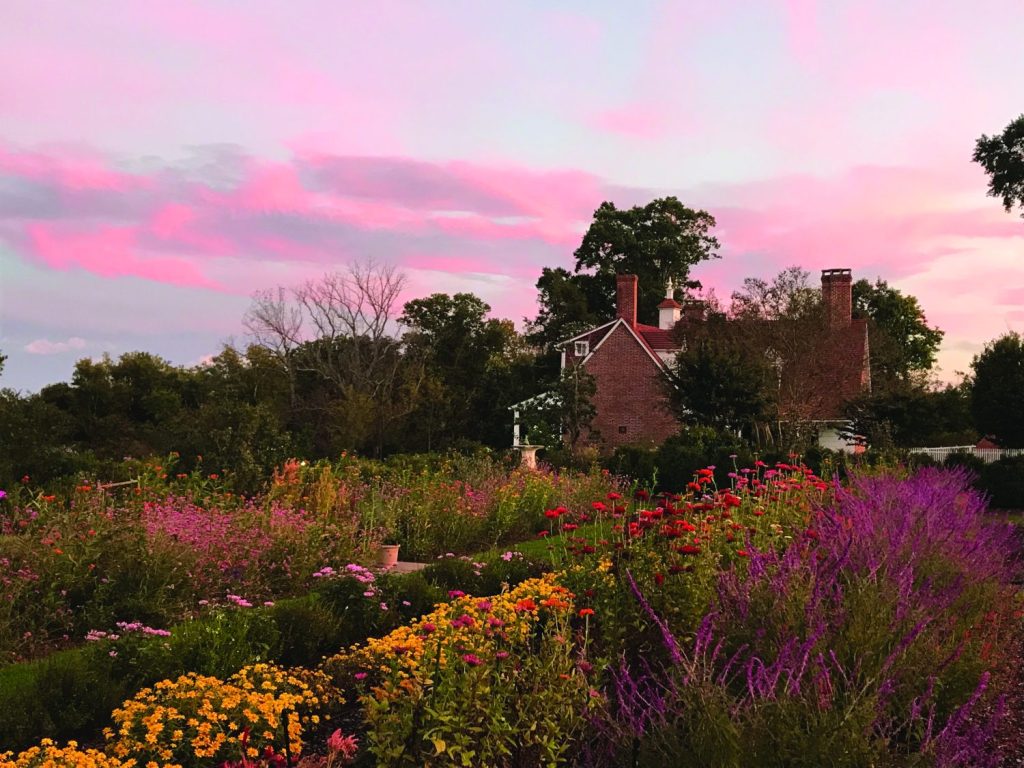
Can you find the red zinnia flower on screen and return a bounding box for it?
[578,608,595,617]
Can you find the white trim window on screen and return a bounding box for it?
[574,340,590,357]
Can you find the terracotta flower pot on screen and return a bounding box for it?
[377,543,400,569]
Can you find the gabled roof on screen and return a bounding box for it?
[635,323,678,351]
[555,317,670,372]
[553,319,618,349]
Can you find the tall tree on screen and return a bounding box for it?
[666,314,777,435]
[400,293,532,449]
[971,332,1024,447]
[726,267,838,430]
[843,381,977,449]
[852,278,943,389]
[530,198,718,346]
[730,266,821,322]
[973,113,1024,218]
[245,260,421,456]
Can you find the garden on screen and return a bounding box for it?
[1,452,1021,767]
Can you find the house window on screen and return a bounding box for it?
[618,425,627,434]
[574,341,590,357]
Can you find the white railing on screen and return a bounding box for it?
[908,446,1024,463]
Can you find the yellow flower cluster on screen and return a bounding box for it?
[106,663,337,766]
[0,739,136,768]
[326,575,573,681]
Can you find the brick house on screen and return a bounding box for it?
[550,269,871,451]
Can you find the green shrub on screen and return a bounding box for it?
[944,450,986,475]
[0,645,124,751]
[269,596,346,668]
[980,456,1024,510]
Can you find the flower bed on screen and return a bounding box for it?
[2,462,1020,766]
[0,453,616,663]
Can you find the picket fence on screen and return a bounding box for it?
[907,446,1024,463]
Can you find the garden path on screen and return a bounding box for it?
[379,561,427,575]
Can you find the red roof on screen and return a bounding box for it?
[657,298,682,309]
[635,323,679,351]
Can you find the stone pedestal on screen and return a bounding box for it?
[517,445,543,470]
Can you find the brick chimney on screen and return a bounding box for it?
[616,274,638,327]
[821,268,852,328]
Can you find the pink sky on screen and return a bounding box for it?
[1,0,1022,390]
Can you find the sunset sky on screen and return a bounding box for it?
[2,1,1023,392]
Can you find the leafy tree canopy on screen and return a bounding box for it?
[971,332,1024,447]
[843,381,977,449]
[666,316,777,435]
[974,113,1024,218]
[529,198,718,347]
[852,279,943,389]
[400,292,537,449]
[730,266,821,321]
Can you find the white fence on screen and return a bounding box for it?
[908,446,1024,463]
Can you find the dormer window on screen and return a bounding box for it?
[574,341,590,357]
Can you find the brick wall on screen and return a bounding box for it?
[583,324,679,450]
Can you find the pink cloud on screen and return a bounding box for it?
[27,223,220,290]
[24,336,88,355]
[0,145,609,293]
[4,142,1023,385]
[0,144,150,191]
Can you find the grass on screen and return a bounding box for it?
[475,519,614,568]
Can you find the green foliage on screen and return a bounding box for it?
[267,597,346,668]
[971,331,1024,447]
[852,278,944,388]
[843,381,977,448]
[574,198,720,322]
[606,427,754,491]
[360,600,592,767]
[667,319,777,433]
[973,112,1024,218]
[0,646,123,749]
[519,365,601,451]
[400,293,538,450]
[529,266,607,349]
[968,455,1024,510]
[529,198,719,347]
